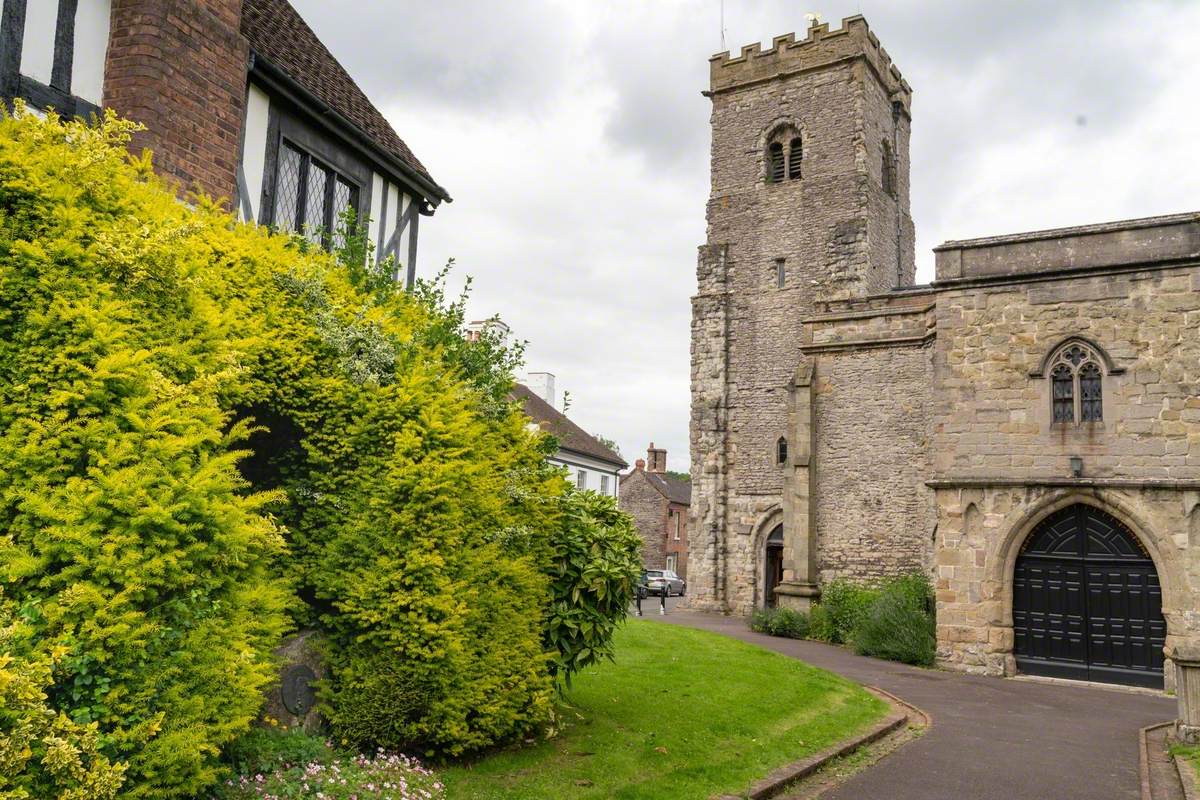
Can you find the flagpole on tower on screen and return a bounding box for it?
[720,0,726,51]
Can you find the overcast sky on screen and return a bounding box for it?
[293,0,1199,474]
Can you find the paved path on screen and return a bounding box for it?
[656,610,1175,800]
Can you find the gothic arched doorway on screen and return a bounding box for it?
[763,525,783,609]
[1013,504,1165,687]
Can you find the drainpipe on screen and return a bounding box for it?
[892,100,904,287]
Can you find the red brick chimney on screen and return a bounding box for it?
[104,0,249,201]
[646,443,667,474]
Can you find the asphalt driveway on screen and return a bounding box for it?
[655,610,1175,800]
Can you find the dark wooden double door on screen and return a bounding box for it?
[1013,504,1165,687]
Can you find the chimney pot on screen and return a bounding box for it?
[635,458,646,471]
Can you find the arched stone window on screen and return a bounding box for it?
[1044,340,1106,424]
[776,436,788,465]
[763,124,802,184]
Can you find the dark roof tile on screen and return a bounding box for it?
[512,384,627,469]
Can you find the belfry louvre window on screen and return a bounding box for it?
[788,137,803,179]
[1046,342,1104,424]
[768,142,786,183]
[273,141,359,248]
[766,132,802,184]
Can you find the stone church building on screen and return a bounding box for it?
[688,15,1200,689]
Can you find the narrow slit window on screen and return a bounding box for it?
[1052,364,1075,423]
[882,141,897,197]
[775,258,786,288]
[776,437,788,466]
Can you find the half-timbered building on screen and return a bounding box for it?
[0,0,448,283]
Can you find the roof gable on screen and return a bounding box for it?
[241,0,449,203]
[512,384,627,468]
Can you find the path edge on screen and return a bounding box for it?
[1141,719,1179,800]
[730,685,925,800]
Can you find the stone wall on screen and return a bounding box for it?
[930,265,1200,481]
[929,230,1200,683]
[810,346,935,583]
[689,16,915,614]
[932,482,1200,689]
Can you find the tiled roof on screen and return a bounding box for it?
[644,471,691,505]
[241,0,449,202]
[512,384,627,469]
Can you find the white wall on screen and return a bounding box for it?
[19,1,56,87]
[72,0,111,105]
[549,452,622,499]
[20,0,111,107]
[239,83,271,223]
[374,179,412,269]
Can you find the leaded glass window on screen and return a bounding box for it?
[1080,363,1103,422]
[776,437,788,466]
[1046,341,1105,424]
[272,140,359,249]
[1052,364,1074,423]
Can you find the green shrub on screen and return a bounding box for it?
[0,109,289,799]
[219,728,330,777]
[0,106,640,779]
[749,608,772,634]
[544,489,642,681]
[819,579,880,645]
[768,608,810,639]
[853,573,936,666]
[747,607,810,640]
[0,608,127,800]
[808,604,835,642]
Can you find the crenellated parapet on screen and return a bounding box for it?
[709,15,911,109]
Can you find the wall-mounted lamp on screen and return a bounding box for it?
[1070,456,1083,478]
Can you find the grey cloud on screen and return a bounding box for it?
[288,0,577,113]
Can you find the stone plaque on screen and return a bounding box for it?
[281,664,317,717]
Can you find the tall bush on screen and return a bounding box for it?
[0,109,289,798]
[819,579,879,645]
[0,107,642,784]
[544,489,642,681]
[0,606,127,800]
[853,574,936,666]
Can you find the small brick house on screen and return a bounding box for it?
[620,444,691,579]
[0,0,448,284]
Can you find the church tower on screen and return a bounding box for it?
[688,16,914,613]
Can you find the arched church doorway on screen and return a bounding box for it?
[764,525,783,609]
[1013,503,1165,687]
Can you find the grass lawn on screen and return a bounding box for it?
[442,620,888,800]
[1170,741,1200,775]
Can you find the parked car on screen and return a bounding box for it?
[642,569,686,597]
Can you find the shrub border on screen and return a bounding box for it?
[716,686,925,800]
